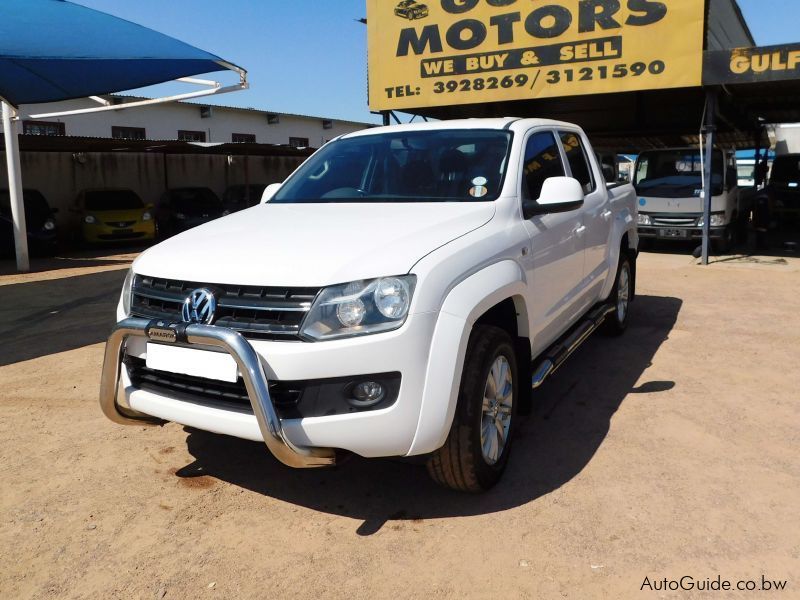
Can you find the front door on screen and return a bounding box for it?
[519,129,587,356]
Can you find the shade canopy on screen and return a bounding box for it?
[0,0,239,106]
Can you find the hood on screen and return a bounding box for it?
[134,202,496,286]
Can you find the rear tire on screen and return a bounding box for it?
[427,325,519,493]
[602,254,632,336]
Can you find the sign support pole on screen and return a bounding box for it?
[701,88,717,266]
[2,101,30,273]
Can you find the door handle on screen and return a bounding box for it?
[601,210,613,221]
[574,225,587,237]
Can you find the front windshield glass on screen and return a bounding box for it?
[169,189,223,213]
[85,190,143,211]
[272,129,513,204]
[634,150,723,198]
[0,190,51,222]
[770,156,800,186]
[223,185,266,206]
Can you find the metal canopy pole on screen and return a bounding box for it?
[2,101,29,272]
[701,89,718,266]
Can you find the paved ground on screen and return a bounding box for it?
[1,248,798,599]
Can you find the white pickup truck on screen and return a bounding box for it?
[100,119,638,492]
[634,147,746,252]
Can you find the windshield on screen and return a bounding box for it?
[168,188,223,212]
[272,129,513,204]
[223,185,267,206]
[85,190,143,211]
[770,156,800,186]
[0,189,51,222]
[634,150,723,198]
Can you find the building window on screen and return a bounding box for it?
[232,133,256,143]
[23,120,65,136]
[178,130,207,142]
[289,137,309,148]
[267,113,280,125]
[112,126,146,140]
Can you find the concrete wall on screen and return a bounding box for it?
[0,149,305,231]
[2,97,371,147]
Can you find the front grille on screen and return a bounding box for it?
[650,214,700,227]
[131,276,319,341]
[125,356,302,417]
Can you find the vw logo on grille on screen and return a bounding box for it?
[181,288,217,324]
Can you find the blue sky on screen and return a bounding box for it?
[73,0,797,125]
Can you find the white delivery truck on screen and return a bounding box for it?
[634,147,748,253]
[100,119,638,492]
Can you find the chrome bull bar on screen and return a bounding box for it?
[99,317,336,468]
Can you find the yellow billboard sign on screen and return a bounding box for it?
[367,0,706,111]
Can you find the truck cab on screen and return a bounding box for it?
[634,147,745,252]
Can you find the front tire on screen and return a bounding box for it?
[427,325,519,493]
[602,253,632,336]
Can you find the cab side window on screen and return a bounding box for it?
[559,131,595,194]
[522,131,566,201]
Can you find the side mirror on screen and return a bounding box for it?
[261,183,281,204]
[524,177,585,218]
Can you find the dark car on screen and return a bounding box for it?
[156,187,227,237]
[0,189,58,257]
[395,0,429,20]
[764,155,800,217]
[222,184,268,213]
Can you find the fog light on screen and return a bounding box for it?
[349,381,386,407]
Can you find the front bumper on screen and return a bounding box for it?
[100,317,336,468]
[104,311,438,462]
[84,221,155,243]
[637,225,727,240]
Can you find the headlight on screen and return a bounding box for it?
[142,211,152,221]
[121,268,134,316]
[84,215,96,224]
[637,213,651,226]
[301,275,416,341]
[43,219,56,231]
[697,213,726,227]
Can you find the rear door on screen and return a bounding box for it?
[519,129,587,355]
[559,129,612,300]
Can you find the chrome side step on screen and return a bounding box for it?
[531,304,615,389]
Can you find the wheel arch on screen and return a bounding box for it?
[407,260,529,456]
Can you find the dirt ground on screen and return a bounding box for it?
[1,248,798,599]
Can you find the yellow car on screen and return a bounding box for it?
[74,188,155,244]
